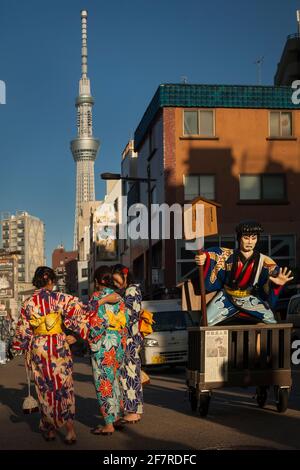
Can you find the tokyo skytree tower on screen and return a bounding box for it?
[71,10,100,249]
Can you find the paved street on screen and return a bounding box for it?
[1,356,300,450]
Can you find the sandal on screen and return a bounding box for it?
[42,431,56,442]
[114,422,124,431]
[91,426,114,436]
[64,436,77,445]
[121,418,141,425]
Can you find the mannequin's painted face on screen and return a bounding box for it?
[239,234,258,252]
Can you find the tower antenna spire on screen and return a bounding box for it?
[71,10,100,250]
[296,10,300,36]
[81,10,88,78]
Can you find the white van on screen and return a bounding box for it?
[286,294,300,339]
[140,299,196,366]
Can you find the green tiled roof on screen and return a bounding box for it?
[134,83,299,149]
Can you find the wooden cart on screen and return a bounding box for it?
[187,323,292,416]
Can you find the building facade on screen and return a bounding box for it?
[88,180,122,293]
[1,211,45,292]
[275,12,300,86]
[120,140,138,269]
[52,245,78,295]
[77,201,101,301]
[128,83,300,293]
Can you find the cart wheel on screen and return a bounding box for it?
[256,386,268,408]
[189,389,198,412]
[199,393,211,417]
[276,387,289,413]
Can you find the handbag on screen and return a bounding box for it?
[22,353,39,414]
[141,369,150,386]
[139,309,154,337]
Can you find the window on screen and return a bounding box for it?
[114,199,118,213]
[288,297,300,315]
[127,182,140,207]
[269,111,292,137]
[239,174,286,201]
[183,109,215,136]
[151,185,157,204]
[184,175,215,200]
[82,268,88,278]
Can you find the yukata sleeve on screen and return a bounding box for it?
[85,296,108,343]
[259,258,282,309]
[12,303,33,352]
[202,247,229,293]
[124,285,142,323]
[61,294,90,340]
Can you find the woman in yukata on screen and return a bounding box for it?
[97,264,144,424]
[12,266,88,444]
[87,266,129,435]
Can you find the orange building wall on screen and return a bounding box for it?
[168,107,300,235]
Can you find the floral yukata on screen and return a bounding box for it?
[87,288,129,425]
[119,284,144,415]
[13,288,86,432]
[203,247,282,326]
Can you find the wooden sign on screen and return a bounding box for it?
[184,196,221,240]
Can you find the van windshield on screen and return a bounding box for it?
[152,311,194,332]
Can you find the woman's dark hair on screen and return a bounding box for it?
[236,220,264,243]
[32,266,57,289]
[94,265,114,288]
[112,264,134,286]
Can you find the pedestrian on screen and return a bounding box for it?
[88,266,129,435]
[12,266,88,444]
[112,264,144,424]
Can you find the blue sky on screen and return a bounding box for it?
[0,0,299,263]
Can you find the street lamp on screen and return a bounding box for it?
[101,171,156,299]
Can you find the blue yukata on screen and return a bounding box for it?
[87,288,129,425]
[203,247,282,326]
[119,284,144,415]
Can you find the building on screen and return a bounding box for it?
[88,180,122,293]
[1,211,45,292]
[52,245,78,295]
[77,200,101,301]
[126,83,300,293]
[120,140,138,268]
[275,11,300,85]
[71,10,100,249]
[274,33,300,85]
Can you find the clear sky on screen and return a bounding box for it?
[0,0,299,263]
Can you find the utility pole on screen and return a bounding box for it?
[254,56,264,85]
